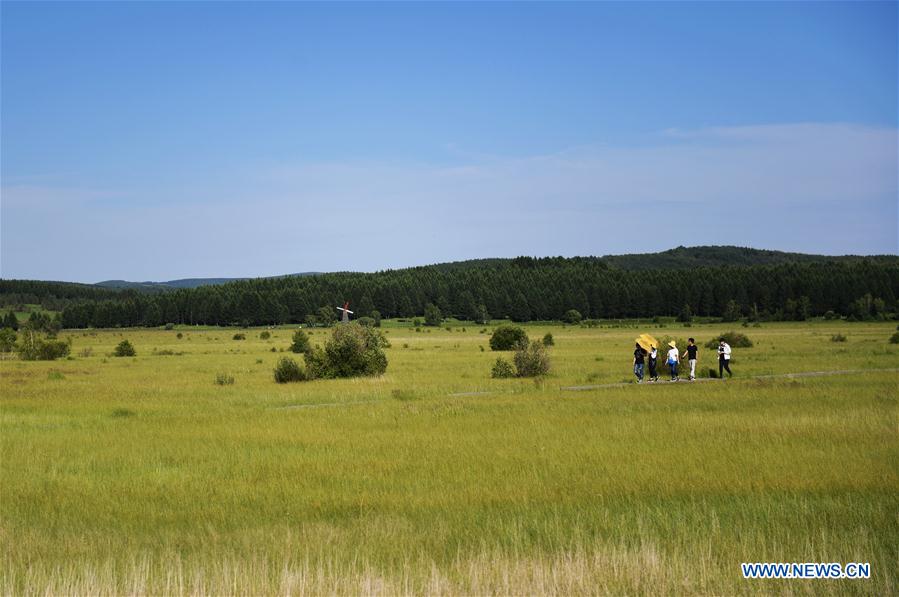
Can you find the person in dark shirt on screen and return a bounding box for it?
[682,338,699,381]
[633,343,647,383]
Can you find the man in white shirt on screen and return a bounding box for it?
[717,339,732,378]
[666,341,680,381]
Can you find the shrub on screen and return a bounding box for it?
[889,332,899,345]
[357,316,375,327]
[273,357,306,383]
[164,323,175,331]
[513,340,551,377]
[214,372,235,385]
[489,325,529,351]
[704,332,753,350]
[563,309,582,324]
[19,337,71,361]
[289,329,311,354]
[823,310,838,321]
[542,333,554,347]
[302,322,388,379]
[491,358,515,378]
[424,303,443,327]
[0,328,16,352]
[232,333,246,341]
[581,319,601,328]
[260,331,271,340]
[831,334,847,343]
[176,332,183,339]
[113,340,136,357]
[371,310,382,327]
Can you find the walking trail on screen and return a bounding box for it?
[272,367,898,410]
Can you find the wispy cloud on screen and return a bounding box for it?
[2,123,896,280]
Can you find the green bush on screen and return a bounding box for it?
[302,322,388,379]
[889,332,899,344]
[513,340,551,377]
[489,325,528,351]
[289,329,311,354]
[113,340,136,357]
[424,303,443,327]
[823,310,838,321]
[0,328,16,352]
[704,332,753,350]
[232,333,246,341]
[830,334,847,343]
[259,331,271,340]
[491,358,515,378]
[357,316,375,327]
[563,309,582,324]
[164,323,175,331]
[273,357,306,383]
[542,333,554,347]
[176,332,183,339]
[18,336,71,361]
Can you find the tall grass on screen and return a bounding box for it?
[1,321,897,594]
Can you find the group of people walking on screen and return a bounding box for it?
[632,337,732,383]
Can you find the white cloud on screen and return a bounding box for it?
[2,122,896,280]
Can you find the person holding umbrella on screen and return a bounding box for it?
[666,340,680,381]
[647,343,659,382]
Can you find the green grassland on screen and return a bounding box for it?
[1,321,897,594]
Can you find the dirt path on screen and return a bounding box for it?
[272,368,898,410]
[559,367,899,391]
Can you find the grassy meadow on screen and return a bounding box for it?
[1,320,897,595]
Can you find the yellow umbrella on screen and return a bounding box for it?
[635,333,659,352]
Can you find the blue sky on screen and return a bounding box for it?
[2,1,896,282]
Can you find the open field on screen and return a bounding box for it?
[2,321,898,594]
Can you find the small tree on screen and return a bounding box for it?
[2,312,19,330]
[491,358,515,378]
[475,304,490,325]
[722,300,741,322]
[677,304,693,323]
[424,303,443,327]
[317,306,338,327]
[260,331,271,340]
[114,340,136,357]
[563,309,582,324]
[513,340,551,377]
[542,333,554,347]
[273,357,306,383]
[289,329,311,354]
[371,310,382,327]
[0,328,16,352]
[489,325,528,351]
[303,322,388,379]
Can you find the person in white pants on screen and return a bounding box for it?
[682,337,698,381]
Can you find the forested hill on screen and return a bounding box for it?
[599,245,894,270]
[95,272,320,291]
[2,247,897,328]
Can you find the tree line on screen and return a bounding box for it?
[33,258,898,328]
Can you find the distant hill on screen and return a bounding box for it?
[95,273,321,292]
[598,245,895,270]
